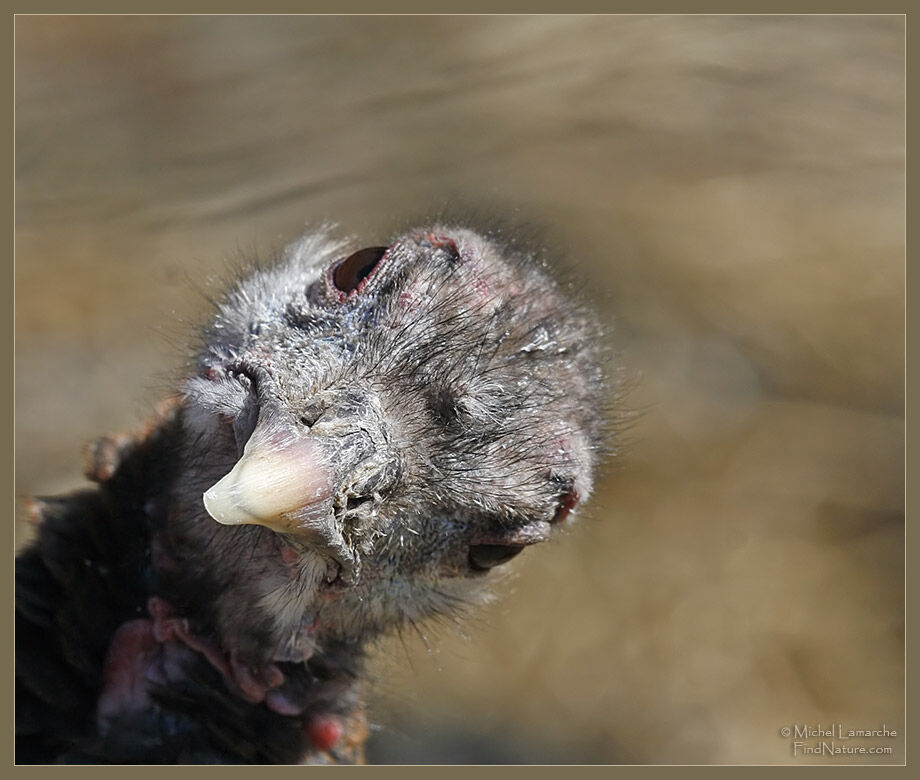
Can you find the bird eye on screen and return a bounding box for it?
[468,543,526,571]
[330,246,389,295]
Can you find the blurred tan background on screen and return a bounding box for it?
[15,15,904,764]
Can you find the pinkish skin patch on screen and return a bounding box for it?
[305,714,343,752]
[96,619,158,727]
[420,234,459,257]
[97,617,226,730]
[147,596,285,704]
[280,545,300,566]
[471,274,493,302]
[454,242,505,308]
[264,689,306,717]
[544,436,580,524]
[551,489,579,525]
[389,284,426,328]
[96,614,306,728]
[228,651,285,703]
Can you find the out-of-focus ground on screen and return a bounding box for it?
[14,15,904,764]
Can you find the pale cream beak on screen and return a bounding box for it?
[203,427,335,535]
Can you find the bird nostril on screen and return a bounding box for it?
[298,400,330,428]
[345,495,372,512]
[299,412,321,428]
[468,543,526,571]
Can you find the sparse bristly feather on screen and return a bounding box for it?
[16,225,608,764]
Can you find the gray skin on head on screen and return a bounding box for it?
[168,226,607,667]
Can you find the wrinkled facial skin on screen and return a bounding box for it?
[169,226,606,663]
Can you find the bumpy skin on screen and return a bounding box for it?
[16,225,607,764]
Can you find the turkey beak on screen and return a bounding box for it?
[202,423,336,536]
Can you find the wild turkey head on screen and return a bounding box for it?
[171,226,607,662]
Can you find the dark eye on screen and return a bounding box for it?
[331,246,388,295]
[468,543,526,571]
